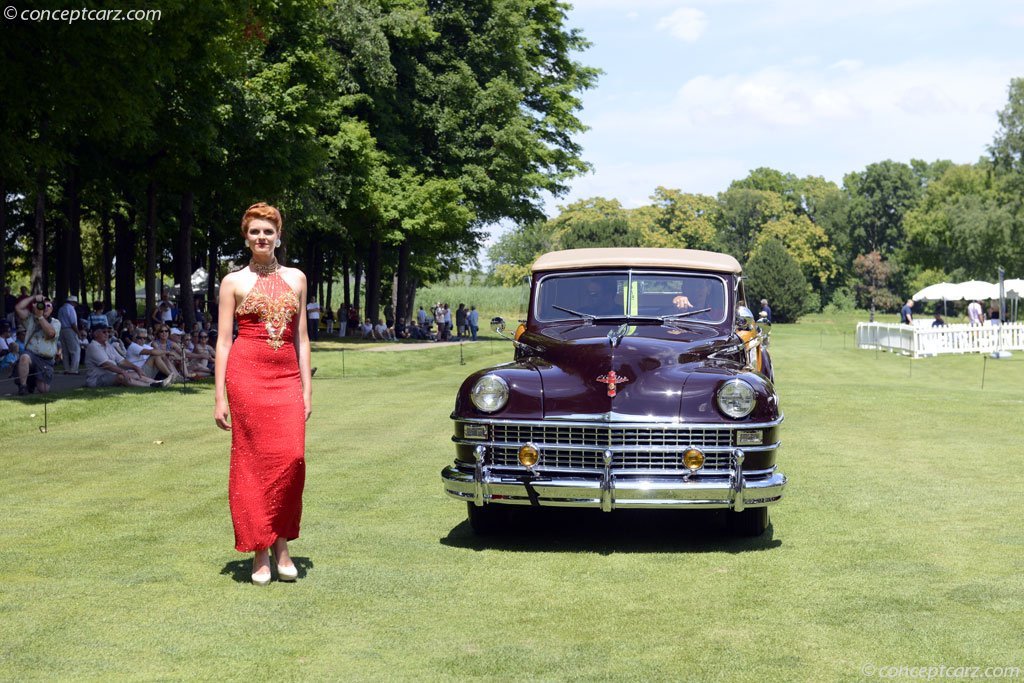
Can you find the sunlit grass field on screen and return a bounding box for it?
[1,316,1022,681]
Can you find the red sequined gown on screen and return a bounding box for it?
[226,270,305,552]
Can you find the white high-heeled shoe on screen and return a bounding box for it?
[252,552,272,586]
[272,548,298,581]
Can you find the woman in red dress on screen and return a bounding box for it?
[214,203,313,585]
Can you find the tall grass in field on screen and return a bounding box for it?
[414,284,527,321]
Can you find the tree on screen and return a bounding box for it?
[716,188,781,260]
[901,163,1020,280]
[637,187,719,251]
[990,78,1024,193]
[744,239,808,323]
[852,251,898,322]
[842,160,920,257]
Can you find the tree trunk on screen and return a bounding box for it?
[325,252,335,312]
[365,238,382,324]
[0,176,6,318]
[114,207,137,319]
[31,181,47,295]
[353,259,362,316]
[145,180,157,318]
[207,236,218,322]
[100,205,112,308]
[342,253,350,309]
[73,217,87,305]
[70,181,87,306]
[303,238,316,308]
[396,238,410,323]
[408,277,419,323]
[177,191,196,332]
[54,191,68,304]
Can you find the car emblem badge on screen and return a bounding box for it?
[597,370,630,397]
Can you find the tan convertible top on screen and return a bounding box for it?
[532,248,742,274]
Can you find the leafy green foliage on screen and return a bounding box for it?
[744,238,808,323]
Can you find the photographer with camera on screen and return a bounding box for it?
[14,293,61,396]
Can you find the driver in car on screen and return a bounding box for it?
[671,278,711,312]
[580,278,622,316]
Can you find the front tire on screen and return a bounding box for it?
[467,502,506,534]
[728,507,769,537]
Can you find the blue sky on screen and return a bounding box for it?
[488,0,1024,247]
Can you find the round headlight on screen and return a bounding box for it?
[716,378,755,419]
[470,374,510,413]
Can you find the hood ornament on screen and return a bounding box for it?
[596,370,630,397]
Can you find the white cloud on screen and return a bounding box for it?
[829,59,863,73]
[656,8,709,42]
[561,57,1023,208]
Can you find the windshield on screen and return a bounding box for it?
[535,271,728,324]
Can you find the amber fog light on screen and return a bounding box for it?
[519,443,539,467]
[683,448,705,471]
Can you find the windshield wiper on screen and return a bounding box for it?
[552,305,596,320]
[660,307,711,322]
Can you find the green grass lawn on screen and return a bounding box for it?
[1,321,1022,681]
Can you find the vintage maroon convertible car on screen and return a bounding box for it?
[442,248,785,535]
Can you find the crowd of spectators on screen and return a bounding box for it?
[4,286,218,397]
[4,284,485,396]
[314,301,482,343]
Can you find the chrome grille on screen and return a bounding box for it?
[491,424,733,449]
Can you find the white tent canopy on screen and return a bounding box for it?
[956,280,1000,301]
[912,282,960,302]
[1003,278,1024,297]
[135,269,214,299]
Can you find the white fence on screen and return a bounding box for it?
[856,322,1024,358]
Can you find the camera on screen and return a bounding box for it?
[35,300,47,311]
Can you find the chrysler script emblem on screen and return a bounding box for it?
[597,370,630,397]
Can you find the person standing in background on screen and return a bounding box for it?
[900,299,914,325]
[306,294,320,341]
[967,299,983,325]
[58,295,81,375]
[455,303,467,340]
[759,299,772,324]
[467,305,479,341]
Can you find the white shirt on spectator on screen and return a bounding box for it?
[307,302,320,319]
[126,341,153,369]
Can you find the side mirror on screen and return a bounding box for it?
[490,316,506,334]
[735,306,755,332]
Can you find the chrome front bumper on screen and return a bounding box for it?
[442,449,786,511]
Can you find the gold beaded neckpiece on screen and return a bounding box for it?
[249,258,279,277]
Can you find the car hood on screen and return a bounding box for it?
[510,323,776,422]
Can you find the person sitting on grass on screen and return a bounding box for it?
[125,328,183,382]
[85,325,168,388]
[360,317,374,339]
[151,325,190,378]
[185,331,214,377]
[374,318,393,341]
[394,318,410,340]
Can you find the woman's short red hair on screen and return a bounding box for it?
[240,202,282,235]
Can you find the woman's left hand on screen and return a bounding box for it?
[303,395,312,422]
